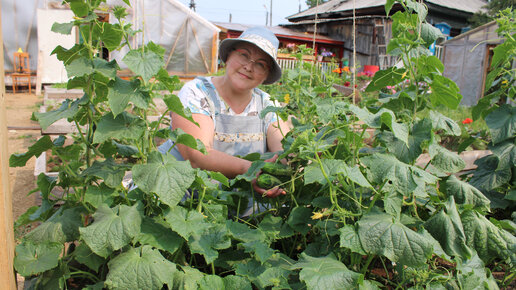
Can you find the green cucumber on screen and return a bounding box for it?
[256,174,282,189]
[262,162,291,176]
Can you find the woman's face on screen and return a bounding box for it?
[224,43,271,91]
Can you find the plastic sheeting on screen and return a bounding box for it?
[108,0,220,77]
[442,22,501,106]
[2,0,45,72]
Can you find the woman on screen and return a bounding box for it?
[160,26,290,198]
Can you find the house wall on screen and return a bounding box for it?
[288,18,394,69]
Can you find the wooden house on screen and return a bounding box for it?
[283,0,487,69]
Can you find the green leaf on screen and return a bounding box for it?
[34,98,81,130]
[385,0,395,15]
[226,220,266,243]
[485,105,516,145]
[420,22,442,46]
[339,224,366,255]
[93,112,146,144]
[68,0,88,17]
[469,154,512,192]
[428,75,462,109]
[100,23,123,51]
[164,94,198,125]
[156,69,181,92]
[314,98,347,124]
[81,158,130,188]
[198,275,224,290]
[93,58,118,80]
[492,140,516,168]
[424,197,472,259]
[133,154,195,208]
[135,216,183,254]
[365,67,405,92]
[74,243,105,272]
[429,144,466,173]
[84,183,118,208]
[457,254,500,290]
[222,275,252,290]
[51,44,86,65]
[255,266,291,289]
[358,212,433,267]
[65,57,94,78]
[9,135,53,167]
[362,153,437,196]
[430,111,461,136]
[163,206,210,240]
[293,253,363,290]
[441,175,490,211]
[14,241,63,276]
[105,246,176,290]
[235,259,266,283]
[242,240,275,263]
[79,204,142,257]
[349,106,408,145]
[491,42,510,69]
[188,224,232,264]
[406,0,427,21]
[173,265,204,290]
[461,209,516,264]
[379,118,432,164]
[107,77,150,116]
[304,159,372,189]
[287,206,313,235]
[123,49,163,82]
[51,22,74,35]
[24,207,82,244]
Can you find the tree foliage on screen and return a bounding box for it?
[468,0,516,28]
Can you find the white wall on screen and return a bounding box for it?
[37,9,76,84]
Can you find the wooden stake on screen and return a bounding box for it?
[190,22,210,73]
[0,3,18,288]
[165,18,187,68]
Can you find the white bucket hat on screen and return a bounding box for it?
[219,26,282,85]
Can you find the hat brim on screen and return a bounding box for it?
[219,38,282,85]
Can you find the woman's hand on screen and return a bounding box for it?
[252,154,286,198]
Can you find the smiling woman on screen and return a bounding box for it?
[159,26,291,199]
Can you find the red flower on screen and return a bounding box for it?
[462,118,473,124]
[344,81,350,87]
[354,84,358,88]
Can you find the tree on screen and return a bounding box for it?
[306,0,329,8]
[468,0,515,28]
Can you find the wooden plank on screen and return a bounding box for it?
[0,4,18,288]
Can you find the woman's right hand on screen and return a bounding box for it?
[252,154,286,198]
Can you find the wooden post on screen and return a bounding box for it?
[0,3,18,289]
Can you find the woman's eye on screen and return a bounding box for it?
[256,62,267,70]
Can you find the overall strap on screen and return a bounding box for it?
[196,76,221,114]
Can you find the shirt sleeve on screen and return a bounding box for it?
[177,79,212,117]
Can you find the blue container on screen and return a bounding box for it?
[435,22,451,36]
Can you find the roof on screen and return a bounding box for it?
[442,20,501,45]
[287,0,487,20]
[213,22,343,45]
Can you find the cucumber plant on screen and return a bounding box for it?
[10,0,515,289]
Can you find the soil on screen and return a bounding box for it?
[5,92,43,238]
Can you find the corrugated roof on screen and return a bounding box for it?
[213,22,343,43]
[287,0,487,20]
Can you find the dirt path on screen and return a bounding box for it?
[5,92,43,232]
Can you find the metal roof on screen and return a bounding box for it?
[213,22,343,44]
[287,0,487,20]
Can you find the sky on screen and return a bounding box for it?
[177,0,310,26]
